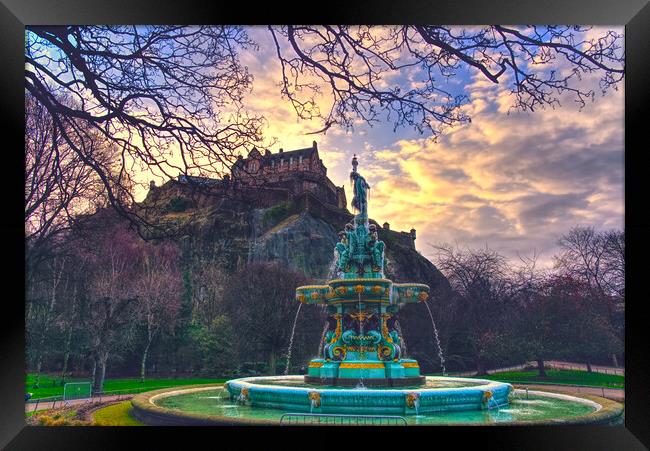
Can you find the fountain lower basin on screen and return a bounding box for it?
[222,375,512,415]
[131,379,623,426]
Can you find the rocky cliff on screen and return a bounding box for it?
[151,190,450,297]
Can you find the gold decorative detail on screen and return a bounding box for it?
[308,391,321,408]
[296,294,306,303]
[329,278,392,284]
[380,313,393,343]
[354,285,365,294]
[326,289,335,299]
[349,311,373,322]
[406,393,420,408]
[336,287,347,295]
[372,285,383,293]
[482,390,493,403]
[310,291,321,300]
[417,291,429,302]
[330,314,343,344]
[401,362,419,368]
[332,346,347,360]
[308,362,324,368]
[339,362,384,369]
[405,289,414,298]
[377,345,392,359]
[240,387,250,401]
[346,345,376,352]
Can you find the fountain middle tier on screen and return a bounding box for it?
[295,277,430,387]
[296,279,430,306]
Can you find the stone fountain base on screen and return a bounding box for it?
[304,375,426,387]
[306,358,424,384]
[223,375,513,416]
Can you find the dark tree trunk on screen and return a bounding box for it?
[269,349,277,375]
[537,359,546,377]
[140,340,152,383]
[60,288,77,384]
[475,358,487,376]
[90,358,97,392]
[97,353,108,393]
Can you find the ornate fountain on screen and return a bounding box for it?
[132,155,623,425]
[296,154,429,386]
[222,156,513,415]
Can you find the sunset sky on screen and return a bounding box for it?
[229,27,624,269]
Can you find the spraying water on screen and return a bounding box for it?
[422,300,446,375]
[327,250,340,280]
[284,303,302,375]
[317,321,329,357]
[356,291,366,389]
[395,320,407,358]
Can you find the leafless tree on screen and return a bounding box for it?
[554,227,624,366]
[25,26,267,234]
[25,94,111,273]
[222,262,309,375]
[431,243,514,374]
[83,222,140,392]
[133,241,182,382]
[269,25,624,135]
[555,227,624,303]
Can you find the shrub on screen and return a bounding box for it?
[168,196,190,212]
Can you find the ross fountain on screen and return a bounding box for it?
[133,155,624,425]
[223,154,514,414]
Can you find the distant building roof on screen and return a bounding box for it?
[238,142,319,165]
[177,175,222,186]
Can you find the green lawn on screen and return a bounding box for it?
[92,401,144,426]
[475,369,624,389]
[25,373,227,400]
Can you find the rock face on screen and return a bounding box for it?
[172,198,450,296]
[248,212,339,280]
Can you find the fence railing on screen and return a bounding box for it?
[280,413,408,426]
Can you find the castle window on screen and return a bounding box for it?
[299,155,303,165]
[289,157,293,166]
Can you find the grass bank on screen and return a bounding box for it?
[474,369,623,389]
[25,374,228,399]
[92,401,144,426]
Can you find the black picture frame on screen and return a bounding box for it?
[2,0,648,448]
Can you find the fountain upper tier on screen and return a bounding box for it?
[296,154,430,307]
[294,155,431,387]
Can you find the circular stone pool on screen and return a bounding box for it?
[131,378,623,426]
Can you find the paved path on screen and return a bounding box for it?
[450,360,624,377]
[25,394,134,413]
[514,384,624,402]
[543,360,624,376]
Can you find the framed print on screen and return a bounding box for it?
[2,0,649,448]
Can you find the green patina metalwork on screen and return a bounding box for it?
[295,155,430,383]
